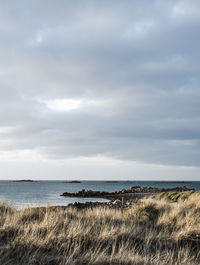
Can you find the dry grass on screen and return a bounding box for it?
[0,194,200,265]
[152,190,199,202]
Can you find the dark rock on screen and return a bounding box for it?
[66,181,81,183]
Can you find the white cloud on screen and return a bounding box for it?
[173,0,200,19]
[0,126,16,134]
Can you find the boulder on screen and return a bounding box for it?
[113,200,122,207]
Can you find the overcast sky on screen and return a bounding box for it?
[0,0,199,180]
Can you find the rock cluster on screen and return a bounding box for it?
[61,185,194,199]
[67,199,135,210]
[62,185,194,210]
[61,189,108,198]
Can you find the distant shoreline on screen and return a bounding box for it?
[11,180,38,182]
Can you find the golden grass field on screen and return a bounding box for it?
[0,191,200,265]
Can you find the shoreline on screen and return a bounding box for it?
[60,185,194,201]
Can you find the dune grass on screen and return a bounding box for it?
[0,194,200,265]
[152,190,199,202]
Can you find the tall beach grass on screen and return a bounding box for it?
[0,192,200,264]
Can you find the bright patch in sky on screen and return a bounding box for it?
[44,99,82,112]
[42,98,108,112]
[0,126,14,134]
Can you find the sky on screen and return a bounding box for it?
[0,0,200,180]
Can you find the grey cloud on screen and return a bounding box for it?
[0,0,200,166]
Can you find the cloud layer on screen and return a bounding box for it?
[0,0,200,168]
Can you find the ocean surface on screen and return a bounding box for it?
[0,180,199,209]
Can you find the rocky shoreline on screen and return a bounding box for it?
[61,185,194,207]
[67,199,134,210]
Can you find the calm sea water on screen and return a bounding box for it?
[0,180,199,209]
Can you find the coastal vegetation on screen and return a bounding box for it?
[0,191,200,264]
[152,190,199,202]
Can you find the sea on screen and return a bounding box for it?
[0,180,199,209]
